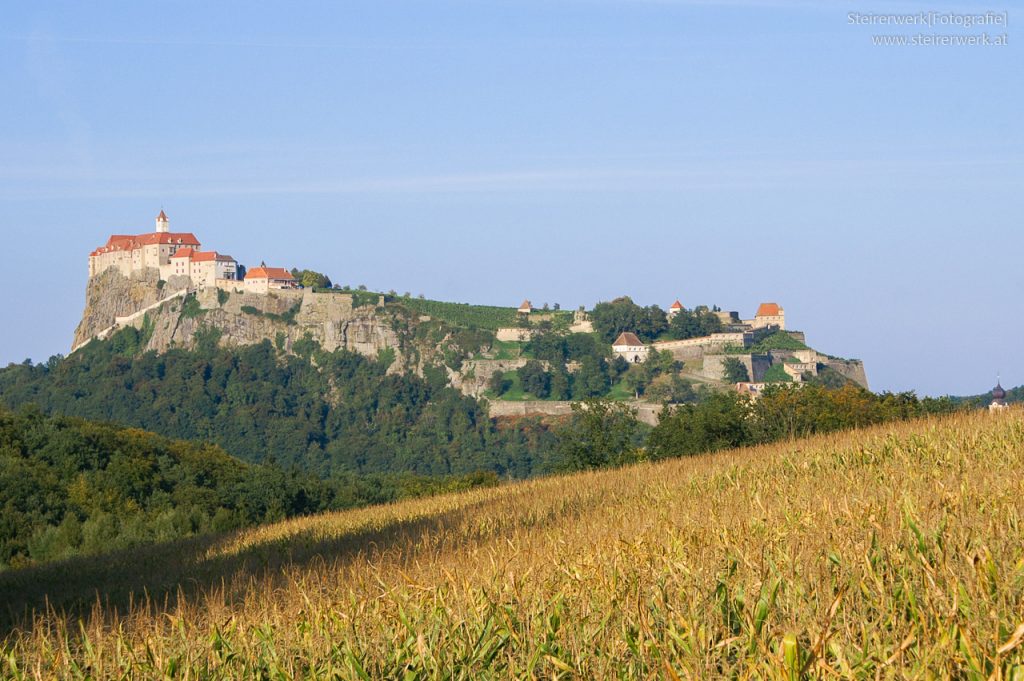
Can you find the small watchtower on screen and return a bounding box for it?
[156,210,169,233]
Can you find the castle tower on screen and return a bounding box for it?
[156,210,169,233]
[668,300,683,319]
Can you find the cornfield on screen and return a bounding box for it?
[2,409,1023,678]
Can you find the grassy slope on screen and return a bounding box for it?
[3,411,1024,677]
[397,298,522,330]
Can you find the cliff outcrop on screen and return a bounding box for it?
[74,270,410,370]
[73,269,191,350]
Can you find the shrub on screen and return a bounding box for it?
[180,294,203,319]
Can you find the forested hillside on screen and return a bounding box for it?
[0,330,962,572]
[0,327,561,478]
[0,406,498,569]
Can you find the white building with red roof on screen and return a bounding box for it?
[244,266,296,294]
[169,248,238,288]
[88,211,239,287]
[749,302,785,330]
[612,331,649,364]
[668,300,684,319]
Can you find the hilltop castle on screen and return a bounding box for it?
[88,211,294,291]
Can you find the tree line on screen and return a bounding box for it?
[558,384,961,470]
[590,296,725,344]
[0,327,562,480]
[0,405,498,569]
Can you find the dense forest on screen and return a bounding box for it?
[0,327,562,479]
[0,406,499,568]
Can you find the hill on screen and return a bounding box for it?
[0,406,498,570]
[3,410,1022,676]
[0,332,562,478]
[70,270,867,408]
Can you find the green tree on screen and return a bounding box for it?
[291,269,333,290]
[558,399,643,470]
[645,374,699,404]
[488,370,510,396]
[722,357,751,383]
[646,392,752,460]
[667,305,724,340]
[549,367,571,400]
[517,361,551,399]
[573,356,610,398]
[590,297,667,343]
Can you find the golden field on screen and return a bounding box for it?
[2,409,1023,679]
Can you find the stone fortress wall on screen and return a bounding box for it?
[700,353,773,383]
[486,399,663,426]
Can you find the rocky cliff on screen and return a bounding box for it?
[73,269,191,350]
[74,270,411,371]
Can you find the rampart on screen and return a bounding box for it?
[486,399,662,426]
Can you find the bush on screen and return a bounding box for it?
[488,370,511,397]
[722,357,750,383]
[558,399,645,470]
[516,361,551,399]
[180,294,203,319]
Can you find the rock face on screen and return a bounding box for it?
[75,270,407,369]
[450,358,533,397]
[73,269,191,351]
[821,358,869,390]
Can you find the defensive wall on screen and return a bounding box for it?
[486,399,662,426]
[701,353,772,382]
[652,332,753,360]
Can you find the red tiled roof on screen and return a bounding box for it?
[756,302,782,317]
[168,249,235,263]
[157,210,168,221]
[93,231,201,255]
[670,300,683,310]
[245,266,294,281]
[613,332,644,347]
[518,299,532,311]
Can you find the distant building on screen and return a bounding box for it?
[713,310,742,326]
[668,300,683,319]
[782,361,817,382]
[749,302,786,330]
[169,248,238,288]
[989,381,1009,412]
[88,210,238,285]
[244,267,297,294]
[518,300,533,314]
[612,332,649,363]
[736,382,767,399]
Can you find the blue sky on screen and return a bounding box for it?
[0,0,1020,395]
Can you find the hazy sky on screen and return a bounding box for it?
[0,0,1020,396]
